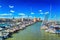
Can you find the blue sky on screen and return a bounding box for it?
[0,0,60,20]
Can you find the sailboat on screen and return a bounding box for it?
[45,5,60,34]
[41,4,56,33]
[41,11,49,30]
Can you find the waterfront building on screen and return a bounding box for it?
[21,18,24,22]
[33,17,37,22]
[37,18,41,21]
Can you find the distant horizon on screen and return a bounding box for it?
[0,0,60,21]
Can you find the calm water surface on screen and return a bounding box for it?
[6,22,60,40]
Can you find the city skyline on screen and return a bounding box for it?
[0,0,60,21]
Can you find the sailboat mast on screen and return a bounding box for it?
[49,4,52,21]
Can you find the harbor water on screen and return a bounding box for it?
[6,22,60,40]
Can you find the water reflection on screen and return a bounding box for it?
[6,22,60,40]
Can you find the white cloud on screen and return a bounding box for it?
[31,12,34,14]
[39,10,43,14]
[39,10,42,12]
[0,13,12,16]
[10,10,15,13]
[40,13,43,14]
[9,5,14,8]
[18,13,28,18]
[18,13,25,16]
[45,12,49,14]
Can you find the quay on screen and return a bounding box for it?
[0,18,41,40]
[6,22,60,40]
